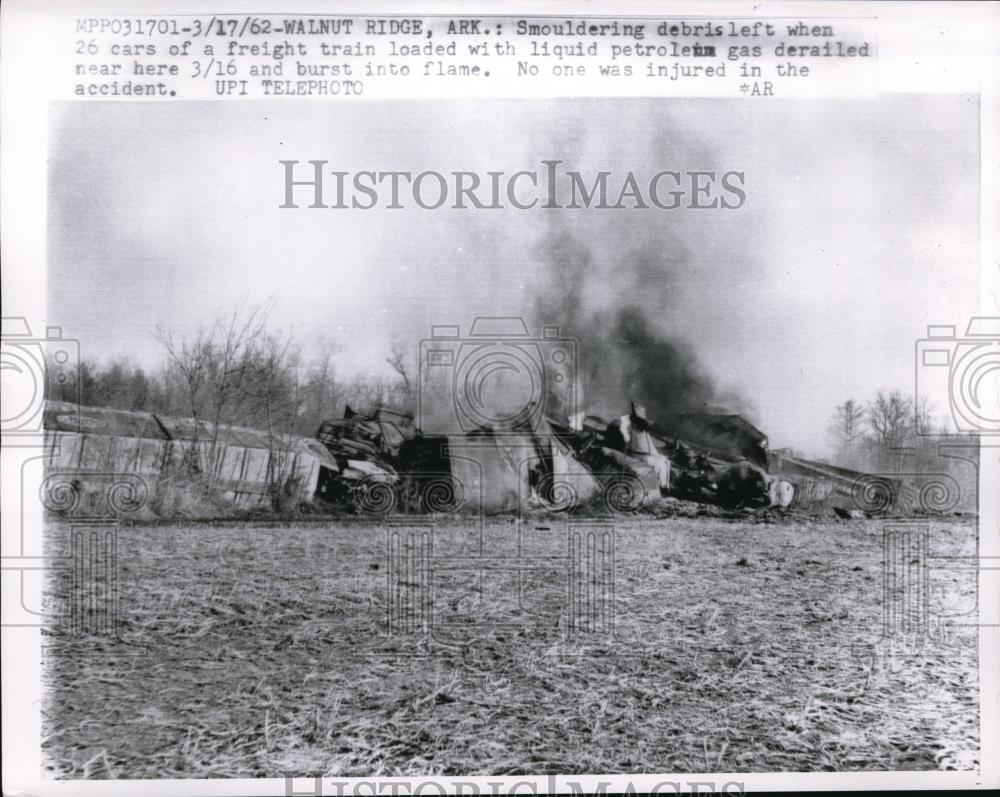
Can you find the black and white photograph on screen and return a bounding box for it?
[1,1,997,794]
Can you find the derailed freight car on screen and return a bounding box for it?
[396,419,603,515]
[42,400,337,514]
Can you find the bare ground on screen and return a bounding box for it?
[41,515,980,777]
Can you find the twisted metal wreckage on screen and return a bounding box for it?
[48,391,925,517]
[306,395,809,515]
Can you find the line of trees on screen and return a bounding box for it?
[46,304,415,441]
[49,304,956,477]
[828,389,944,469]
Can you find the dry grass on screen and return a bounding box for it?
[41,515,979,777]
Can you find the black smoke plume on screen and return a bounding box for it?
[533,223,753,425]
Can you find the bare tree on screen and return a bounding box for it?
[153,325,213,429]
[867,389,913,450]
[914,395,936,436]
[241,333,305,505]
[298,339,341,432]
[246,334,297,433]
[829,398,866,451]
[205,304,270,440]
[386,337,415,412]
[155,302,273,481]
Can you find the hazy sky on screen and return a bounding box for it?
[49,95,979,455]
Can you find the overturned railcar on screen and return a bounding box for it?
[42,400,336,514]
[396,420,603,514]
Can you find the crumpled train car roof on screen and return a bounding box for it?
[655,413,769,469]
[44,400,168,440]
[44,400,337,467]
